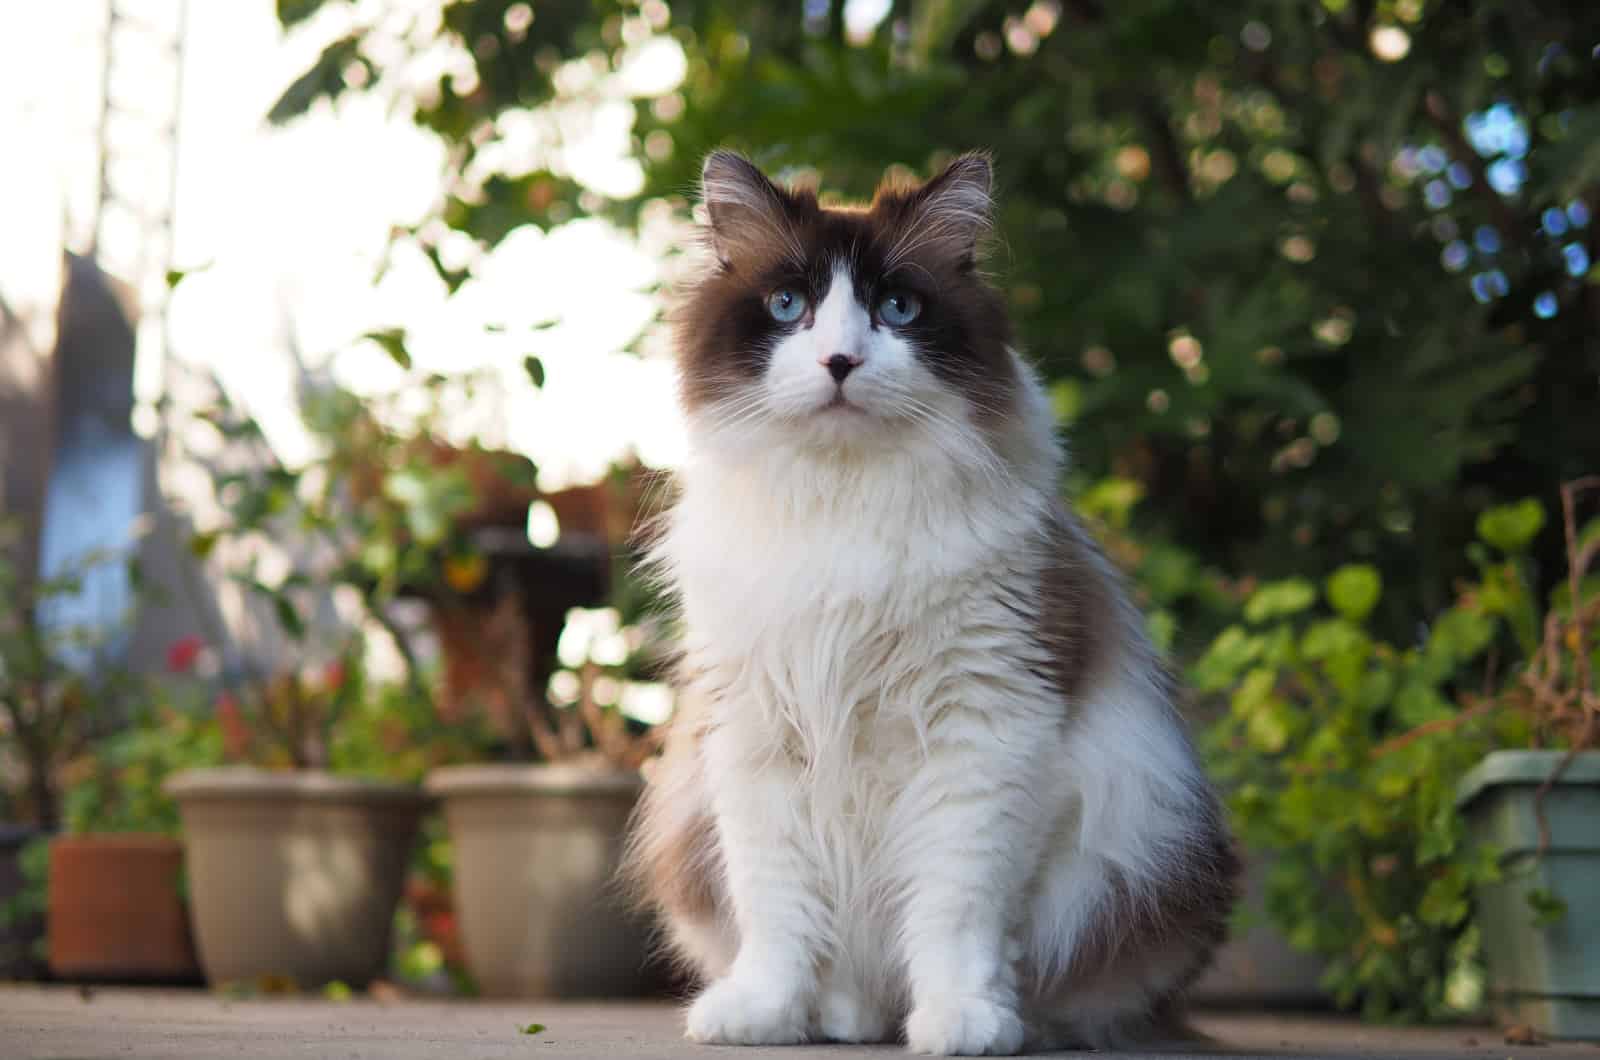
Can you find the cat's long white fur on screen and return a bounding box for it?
[632,160,1229,1055]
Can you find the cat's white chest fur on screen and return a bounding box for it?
[660,447,1072,1028]
[666,446,1047,759]
[643,430,1233,1053]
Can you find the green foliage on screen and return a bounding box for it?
[325,665,497,784]
[1525,886,1569,928]
[269,33,369,125]
[1327,564,1382,622]
[1244,577,1318,624]
[207,372,527,614]
[1476,498,1547,555]
[0,520,143,827]
[193,639,493,775]
[267,0,1600,638]
[1198,501,1558,1021]
[194,368,540,715]
[0,839,48,941]
[60,701,222,835]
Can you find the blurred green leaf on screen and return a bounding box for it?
[1527,888,1568,928]
[268,33,365,125]
[1245,579,1317,624]
[1327,566,1382,623]
[364,328,412,370]
[1079,477,1144,530]
[277,0,342,28]
[1477,500,1546,554]
[272,595,305,639]
[1193,625,1262,691]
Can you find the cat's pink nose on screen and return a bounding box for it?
[824,353,861,382]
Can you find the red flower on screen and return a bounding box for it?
[166,635,204,674]
[216,692,251,760]
[323,660,347,691]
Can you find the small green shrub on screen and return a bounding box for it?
[60,702,222,836]
[0,835,50,964]
[1196,499,1570,1021]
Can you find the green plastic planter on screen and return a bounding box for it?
[1457,750,1600,1040]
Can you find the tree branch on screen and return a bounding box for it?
[1136,92,1192,205]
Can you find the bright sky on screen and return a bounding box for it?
[4,0,689,491]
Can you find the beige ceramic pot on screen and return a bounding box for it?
[165,768,427,987]
[426,764,659,997]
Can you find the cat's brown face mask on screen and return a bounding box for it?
[671,152,1019,453]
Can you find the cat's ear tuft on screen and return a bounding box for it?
[700,151,792,266]
[907,152,994,264]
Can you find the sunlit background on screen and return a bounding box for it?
[5,0,687,480]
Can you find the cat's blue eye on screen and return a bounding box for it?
[878,290,922,326]
[766,288,809,323]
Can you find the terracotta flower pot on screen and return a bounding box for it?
[47,834,200,983]
[426,764,661,997]
[165,768,428,988]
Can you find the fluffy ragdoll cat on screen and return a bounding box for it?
[624,150,1238,1056]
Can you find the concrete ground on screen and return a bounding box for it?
[2,987,1597,1060]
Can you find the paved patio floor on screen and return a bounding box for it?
[2,987,1598,1060]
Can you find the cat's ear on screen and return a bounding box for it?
[905,152,994,265]
[701,150,793,266]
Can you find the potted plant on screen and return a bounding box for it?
[1456,478,1600,1040]
[1198,484,1597,1031]
[162,369,524,990]
[427,600,670,998]
[164,648,430,990]
[47,690,213,983]
[0,519,134,977]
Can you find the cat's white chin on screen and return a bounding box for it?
[770,393,905,449]
[820,392,864,412]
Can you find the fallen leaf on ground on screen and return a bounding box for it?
[519,1023,547,1036]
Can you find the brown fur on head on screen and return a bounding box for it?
[671,151,1019,432]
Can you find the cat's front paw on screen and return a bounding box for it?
[685,975,810,1045]
[905,994,1025,1056]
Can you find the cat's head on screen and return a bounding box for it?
[673,151,1025,460]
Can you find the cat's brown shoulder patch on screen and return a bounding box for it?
[1032,508,1120,706]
